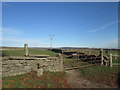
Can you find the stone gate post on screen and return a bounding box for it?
[24,44,29,57]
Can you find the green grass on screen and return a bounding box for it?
[106,50,119,55]
[79,65,120,77]
[78,65,120,86]
[2,71,70,88]
[82,50,120,56]
[63,49,120,55]
[63,49,120,67]
[29,49,58,57]
[2,48,58,57]
[2,50,25,56]
[113,59,120,63]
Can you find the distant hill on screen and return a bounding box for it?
[59,47,99,50]
[1,46,119,51]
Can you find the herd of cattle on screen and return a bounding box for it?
[49,49,106,64]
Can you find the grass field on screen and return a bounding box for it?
[62,49,120,55]
[63,49,120,66]
[78,65,120,86]
[63,49,120,86]
[2,47,120,87]
[2,71,70,88]
[2,48,58,57]
[2,47,70,88]
[63,58,93,68]
[79,65,120,76]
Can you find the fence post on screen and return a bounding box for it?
[100,49,103,66]
[110,53,113,67]
[78,51,79,61]
[24,44,29,57]
[115,53,117,59]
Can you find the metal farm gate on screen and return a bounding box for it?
[62,49,104,70]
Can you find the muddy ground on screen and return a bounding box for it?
[66,70,119,88]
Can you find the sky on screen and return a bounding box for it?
[2,2,119,48]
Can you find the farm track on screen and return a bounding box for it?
[66,70,118,88]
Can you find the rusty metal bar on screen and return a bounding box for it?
[65,63,100,70]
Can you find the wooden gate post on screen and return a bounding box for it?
[100,49,103,66]
[115,53,117,59]
[62,50,63,59]
[110,53,113,67]
[24,44,29,57]
[78,51,79,61]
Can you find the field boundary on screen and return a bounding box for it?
[62,49,119,70]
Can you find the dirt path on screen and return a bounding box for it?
[66,70,117,88]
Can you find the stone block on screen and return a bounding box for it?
[36,68,43,76]
[2,55,63,77]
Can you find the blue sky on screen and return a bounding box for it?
[2,2,119,48]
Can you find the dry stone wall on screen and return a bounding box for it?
[2,55,63,77]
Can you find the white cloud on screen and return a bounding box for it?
[2,38,48,43]
[88,20,119,32]
[2,27,24,36]
[2,38,49,47]
[108,38,119,48]
[97,38,119,49]
[110,38,119,44]
[1,27,50,47]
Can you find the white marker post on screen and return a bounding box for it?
[24,44,29,57]
[110,53,113,67]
